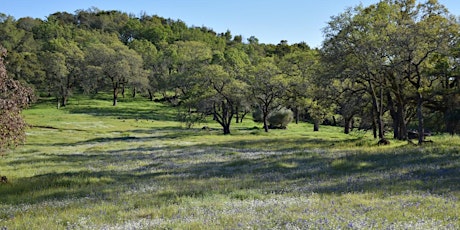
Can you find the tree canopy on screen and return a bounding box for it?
[0,46,34,152]
[0,0,459,139]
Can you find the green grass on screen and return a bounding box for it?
[0,95,459,229]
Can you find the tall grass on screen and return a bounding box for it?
[0,96,458,229]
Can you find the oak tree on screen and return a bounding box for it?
[0,46,34,152]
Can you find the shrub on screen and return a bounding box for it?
[268,108,293,129]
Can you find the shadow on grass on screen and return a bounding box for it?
[2,140,459,206]
[44,127,209,147]
[180,146,460,195]
[66,105,178,122]
[0,169,168,205]
[30,95,178,122]
[12,96,458,211]
[196,136,365,152]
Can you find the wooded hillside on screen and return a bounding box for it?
[1,0,459,143]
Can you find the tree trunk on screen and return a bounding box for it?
[263,114,269,132]
[413,67,425,145]
[416,91,424,145]
[235,106,239,123]
[313,120,319,132]
[223,125,231,135]
[396,99,407,140]
[148,89,153,101]
[377,114,384,139]
[399,109,407,140]
[369,79,384,139]
[61,95,68,107]
[378,79,385,139]
[388,72,407,140]
[59,86,68,107]
[240,111,247,123]
[113,87,118,106]
[370,98,379,139]
[371,109,377,139]
[132,86,136,98]
[121,84,125,98]
[213,100,234,135]
[221,113,231,135]
[344,116,353,134]
[372,123,377,138]
[387,90,399,139]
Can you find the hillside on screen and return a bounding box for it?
[0,96,458,229]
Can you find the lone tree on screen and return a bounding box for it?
[0,46,34,153]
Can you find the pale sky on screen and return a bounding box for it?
[1,0,459,48]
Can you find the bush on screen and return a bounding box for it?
[268,108,293,129]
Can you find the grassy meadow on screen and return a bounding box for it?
[0,95,459,229]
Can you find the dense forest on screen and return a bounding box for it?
[1,0,459,144]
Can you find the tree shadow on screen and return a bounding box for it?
[0,169,168,205]
[2,136,459,206]
[195,136,362,152]
[172,146,460,195]
[43,127,210,148]
[66,105,178,122]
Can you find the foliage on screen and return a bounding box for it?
[84,38,147,106]
[267,108,293,129]
[0,46,34,152]
[321,0,459,142]
[246,58,287,132]
[0,1,459,144]
[279,49,318,123]
[42,38,85,107]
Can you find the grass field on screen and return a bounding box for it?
[1,95,459,229]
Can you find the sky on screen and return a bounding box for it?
[1,0,459,48]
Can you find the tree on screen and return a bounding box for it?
[336,80,367,134]
[139,15,173,46]
[322,0,458,143]
[0,46,34,153]
[84,38,147,106]
[427,42,460,135]
[386,0,456,144]
[0,14,26,51]
[128,38,158,99]
[152,47,176,101]
[278,49,318,124]
[0,14,44,89]
[322,4,389,139]
[247,58,286,132]
[198,65,247,134]
[169,41,213,98]
[42,38,84,107]
[221,47,251,123]
[42,51,68,108]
